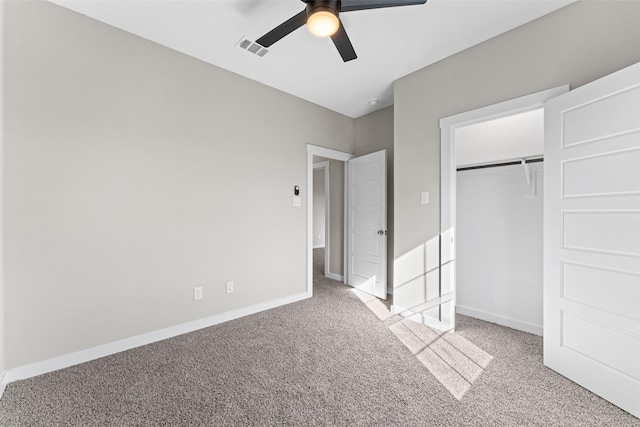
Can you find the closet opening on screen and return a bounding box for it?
[439,85,569,335]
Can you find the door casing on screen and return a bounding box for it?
[313,161,331,278]
[438,85,569,332]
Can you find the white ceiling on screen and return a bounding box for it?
[50,0,574,118]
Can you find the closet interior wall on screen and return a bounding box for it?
[456,161,544,336]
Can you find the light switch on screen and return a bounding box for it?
[421,192,429,204]
[293,196,301,206]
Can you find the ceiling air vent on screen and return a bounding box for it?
[236,36,268,58]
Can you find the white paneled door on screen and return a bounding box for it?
[347,150,387,299]
[544,62,640,418]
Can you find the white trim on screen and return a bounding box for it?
[439,85,569,129]
[456,305,543,337]
[312,245,326,249]
[2,291,310,386]
[439,85,569,332]
[343,161,348,285]
[0,0,6,399]
[325,272,344,282]
[308,145,353,162]
[307,144,353,294]
[324,165,331,279]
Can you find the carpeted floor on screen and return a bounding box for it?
[0,249,637,426]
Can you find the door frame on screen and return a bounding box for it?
[439,85,568,327]
[0,0,6,398]
[307,144,354,296]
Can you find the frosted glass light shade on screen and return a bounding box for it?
[307,11,339,37]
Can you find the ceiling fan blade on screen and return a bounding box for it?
[340,0,427,12]
[256,10,307,47]
[330,21,357,62]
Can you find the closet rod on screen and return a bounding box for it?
[457,157,543,172]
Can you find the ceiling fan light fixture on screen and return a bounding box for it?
[307,7,339,38]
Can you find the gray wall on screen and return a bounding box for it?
[354,106,394,288]
[3,1,356,368]
[393,1,640,303]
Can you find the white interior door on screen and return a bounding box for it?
[347,150,387,299]
[544,62,640,418]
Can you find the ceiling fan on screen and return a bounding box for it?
[255,0,428,62]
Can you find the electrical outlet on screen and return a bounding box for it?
[226,281,234,294]
[193,287,203,301]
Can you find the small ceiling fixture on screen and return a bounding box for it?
[369,99,379,106]
[307,5,340,37]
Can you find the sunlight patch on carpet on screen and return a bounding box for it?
[352,288,493,400]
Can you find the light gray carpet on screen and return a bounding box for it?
[0,249,637,426]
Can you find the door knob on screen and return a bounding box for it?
[377,230,387,236]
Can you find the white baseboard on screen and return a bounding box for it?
[2,291,311,388]
[456,305,543,336]
[313,245,325,249]
[0,371,8,399]
[325,272,343,282]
